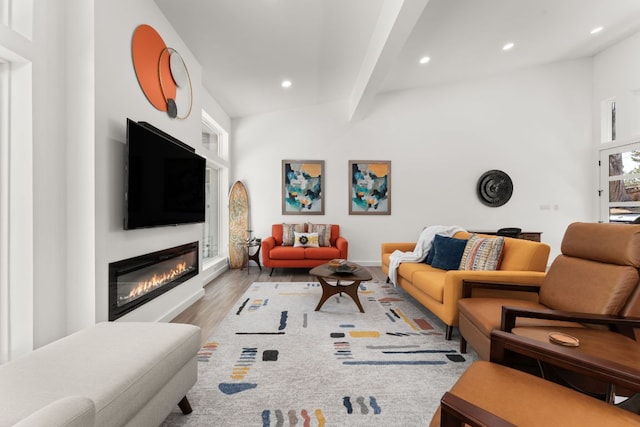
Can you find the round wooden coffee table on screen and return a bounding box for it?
[309,262,372,313]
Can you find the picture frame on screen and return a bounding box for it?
[282,160,325,215]
[349,160,391,215]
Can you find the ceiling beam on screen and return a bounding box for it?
[348,0,430,121]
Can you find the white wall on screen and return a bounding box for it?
[93,0,230,324]
[24,0,231,350]
[233,59,596,263]
[593,31,640,144]
[31,0,66,349]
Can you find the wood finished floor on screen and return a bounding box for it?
[170,265,387,344]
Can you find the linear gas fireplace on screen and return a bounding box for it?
[109,241,199,321]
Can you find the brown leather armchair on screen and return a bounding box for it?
[431,315,640,426]
[429,361,640,427]
[457,222,640,360]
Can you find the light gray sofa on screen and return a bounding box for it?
[0,322,201,427]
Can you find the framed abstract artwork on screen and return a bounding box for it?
[282,160,325,215]
[349,160,391,215]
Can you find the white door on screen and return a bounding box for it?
[599,142,640,223]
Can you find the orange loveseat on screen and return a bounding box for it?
[261,223,348,275]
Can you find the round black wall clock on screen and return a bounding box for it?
[476,170,513,207]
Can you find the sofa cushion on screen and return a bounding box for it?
[430,361,640,427]
[13,396,96,427]
[0,322,200,427]
[539,255,640,314]
[411,268,448,302]
[282,223,305,246]
[457,298,582,339]
[397,262,438,284]
[459,235,505,271]
[561,222,640,267]
[294,232,319,248]
[304,246,341,260]
[430,234,467,271]
[307,223,332,247]
[424,248,435,265]
[269,246,306,260]
[498,237,550,271]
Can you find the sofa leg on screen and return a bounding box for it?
[269,268,274,276]
[386,277,390,284]
[460,336,467,354]
[445,325,453,340]
[178,396,192,415]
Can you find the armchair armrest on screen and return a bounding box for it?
[335,236,349,259]
[489,329,640,393]
[500,305,640,338]
[461,276,544,299]
[439,392,516,427]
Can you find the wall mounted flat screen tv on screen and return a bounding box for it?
[125,118,206,229]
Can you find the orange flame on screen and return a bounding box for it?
[126,261,189,302]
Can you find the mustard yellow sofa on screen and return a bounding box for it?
[381,231,550,340]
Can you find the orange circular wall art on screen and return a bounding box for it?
[132,24,192,119]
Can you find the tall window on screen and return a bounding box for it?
[1,0,35,360]
[600,143,640,223]
[1,0,33,39]
[201,111,229,267]
[203,165,219,258]
[0,60,8,363]
[601,98,617,143]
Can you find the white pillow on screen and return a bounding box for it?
[293,232,319,248]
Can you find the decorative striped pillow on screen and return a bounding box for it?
[459,235,505,271]
[282,223,305,246]
[307,223,332,247]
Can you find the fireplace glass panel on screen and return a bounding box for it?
[109,241,198,320]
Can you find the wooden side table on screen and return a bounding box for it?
[242,239,262,274]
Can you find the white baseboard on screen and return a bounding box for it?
[352,261,382,267]
[158,288,205,323]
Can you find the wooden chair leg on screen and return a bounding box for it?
[386,277,390,283]
[445,325,453,340]
[178,396,192,415]
[460,336,467,354]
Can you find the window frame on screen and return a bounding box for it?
[599,139,640,224]
[200,111,229,280]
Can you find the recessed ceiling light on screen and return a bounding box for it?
[281,80,292,88]
[502,42,514,51]
[591,26,604,35]
[419,56,431,65]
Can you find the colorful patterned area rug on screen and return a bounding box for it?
[162,281,477,426]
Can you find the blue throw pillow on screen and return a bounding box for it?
[430,234,467,271]
[424,248,435,265]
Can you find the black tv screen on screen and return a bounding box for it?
[124,119,206,229]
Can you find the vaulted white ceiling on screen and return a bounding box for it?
[155,0,640,119]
